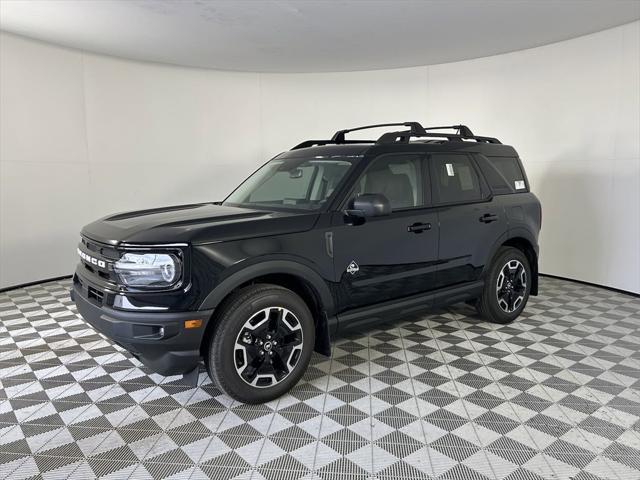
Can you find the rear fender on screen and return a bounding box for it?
[484,229,539,296]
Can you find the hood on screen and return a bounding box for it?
[81,203,318,245]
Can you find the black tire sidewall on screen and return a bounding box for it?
[209,286,315,404]
[481,247,531,324]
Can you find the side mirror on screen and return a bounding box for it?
[344,193,391,220]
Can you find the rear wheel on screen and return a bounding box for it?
[477,247,531,324]
[206,284,315,404]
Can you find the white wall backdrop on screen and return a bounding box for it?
[1,22,639,292]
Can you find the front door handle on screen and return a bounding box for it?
[479,213,499,223]
[407,222,431,233]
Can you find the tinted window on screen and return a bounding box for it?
[431,154,483,203]
[491,157,527,192]
[353,155,424,210]
[475,155,527,195]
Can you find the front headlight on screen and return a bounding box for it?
[113,253,182,288]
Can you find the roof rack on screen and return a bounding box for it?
[376,124,501,144]
[331,122,426,143]
[290,121,501,150]
[291,122,421,150]
[424,125,474,136]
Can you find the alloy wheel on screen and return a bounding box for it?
[234,306,304,388]
[496,259,527,313]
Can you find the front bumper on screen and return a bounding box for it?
[71,281,213,376]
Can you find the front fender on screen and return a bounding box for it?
[198,256,335,315]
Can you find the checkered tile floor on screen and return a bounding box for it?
[1,278,640,479]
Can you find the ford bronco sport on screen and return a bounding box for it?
[72,122,541,403]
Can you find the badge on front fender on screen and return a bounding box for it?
[346,261,359,275]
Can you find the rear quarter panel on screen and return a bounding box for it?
[501,192,542,247]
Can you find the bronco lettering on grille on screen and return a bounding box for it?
[77,248,107,269]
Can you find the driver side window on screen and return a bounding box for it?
[354,154,424,210]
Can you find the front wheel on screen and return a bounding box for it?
[206,284,315,404]
[477,247,531,324]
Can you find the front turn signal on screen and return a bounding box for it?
[184,319,202,329]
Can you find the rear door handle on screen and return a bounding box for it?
[479,213,499,223]
[407,222,431,233]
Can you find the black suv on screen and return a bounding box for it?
[72,122,541,403]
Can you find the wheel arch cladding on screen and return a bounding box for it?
[199,261,334,358]
[501,237,538,295]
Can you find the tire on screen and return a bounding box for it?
[477,247,531,324]
[205,284,315,404]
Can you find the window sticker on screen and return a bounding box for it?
[445,163,455,176]
[514,180,525,190]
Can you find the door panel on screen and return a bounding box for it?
[331,152,439,312]
[429,153,507,289]
[436,200,506,288]
[331,209,439,312]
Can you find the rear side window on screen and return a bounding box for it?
[430,154,483,204]
[477,155,528,194]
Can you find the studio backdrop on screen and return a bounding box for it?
[1,21,638,293]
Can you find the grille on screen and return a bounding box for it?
[81,237,120,260]
[80,236,120,285]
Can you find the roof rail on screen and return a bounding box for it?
[291,139,375,150]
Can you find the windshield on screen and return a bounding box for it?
[224,156,357,211]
